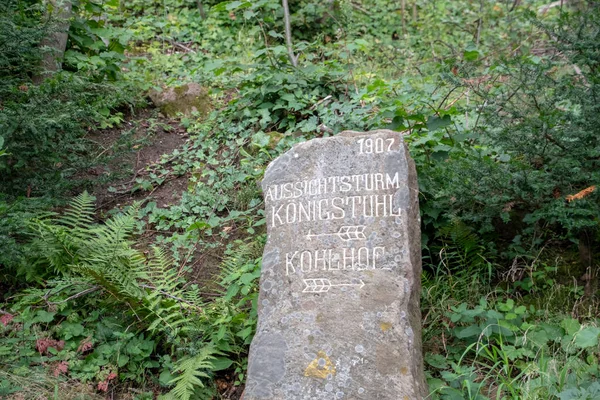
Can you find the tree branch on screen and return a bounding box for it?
[196,0,207,20]
[282,0,298,67]
[46,286,102,305]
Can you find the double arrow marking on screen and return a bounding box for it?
[302,278,366,293]
[306,225,367,241]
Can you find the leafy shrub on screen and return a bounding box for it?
[0,195,55,289]
[1,192,267,398]
[417,7,600,264]
[65,0,130,80]
[0,0,139,197]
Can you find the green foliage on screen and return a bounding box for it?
[0,73,135,196]
[1,193,265,398]
[66,0,130,80]
[437,218,488,273]
[29,192,204,338]
[165,347,217,400]
[0,0,45,92]
[0,193,215,397]
[423,278,599,399]
[0,0,139,197]
[0,196,55,291]
[416,5,600,262]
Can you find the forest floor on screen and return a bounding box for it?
[83,108,187,212]
[71,106,245,399]
[81,108,227,290]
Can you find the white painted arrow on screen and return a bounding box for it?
[302,278,366,293]
[306,225,367,241]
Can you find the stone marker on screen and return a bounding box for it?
[243,130,428,400]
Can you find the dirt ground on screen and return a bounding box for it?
[83,108,189,211]
[80,108,226,289]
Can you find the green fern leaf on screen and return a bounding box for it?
[168,347,216,400]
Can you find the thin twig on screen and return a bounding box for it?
[47,286,102,305]
[258,21,278,68]
[401,0,406,35]
[139,284,204,311]
[509,0,521,12]
[309,95,333,111]
[539,0,565,14]
[350,2,371,15]
[476,0,484,46]
[196,0,207,19]
[178,233,202,277]
[171,41,196,54]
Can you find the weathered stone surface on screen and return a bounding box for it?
[244,130,428,400]
[148,83,210,117]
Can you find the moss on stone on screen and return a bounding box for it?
[149,83,211,118]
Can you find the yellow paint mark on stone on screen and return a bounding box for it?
[304,351,336,379]
[380,321,392,332]
[400,366,408,375]
[403,396,409,400]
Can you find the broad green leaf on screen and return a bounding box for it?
[35,311,56,323]
[463,43,480,61]
[211,357,234,371]
[61,322,84,340]
[425,354,448,369]
[426,115,452,131]
[159,369,174,387]
[574,326,600,349]
[226,1,243,11]
[117,355,130,367]
[236,326,253,339]
[240,273,256,285]
[505,312,517,320]
[455,324,481,339]
[187,221,210,232]
[561,318,581,336]
[251,131,271,148]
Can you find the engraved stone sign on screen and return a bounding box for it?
[243,130,428,400]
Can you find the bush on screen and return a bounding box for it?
[0,0,138,198]
[416,6,600,269]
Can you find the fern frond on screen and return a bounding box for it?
[90,205,140,254]
[168,347,216,400]
[57,192,96,237]
[27,196,205,341]
[438,218,486,270]
[29,219,81,274]
[76,204,147,298]
[217,241,259,289]
[147,246,179,291]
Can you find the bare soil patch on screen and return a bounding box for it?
[81,108,189,212]
[80,108,227,291]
